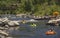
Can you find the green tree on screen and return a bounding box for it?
[24,0,33,12]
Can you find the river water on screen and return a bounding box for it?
[0,15,60,38]
[8,18,60,38]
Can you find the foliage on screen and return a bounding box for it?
[0,0,60,16]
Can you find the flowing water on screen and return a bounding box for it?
[0,15,60,38]
[9,19,60,38]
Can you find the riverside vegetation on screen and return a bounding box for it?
[0,0,60,16]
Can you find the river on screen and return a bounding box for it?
[0,15,60,38]
[8,18,60,38]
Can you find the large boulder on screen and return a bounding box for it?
[7,21,19,27]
